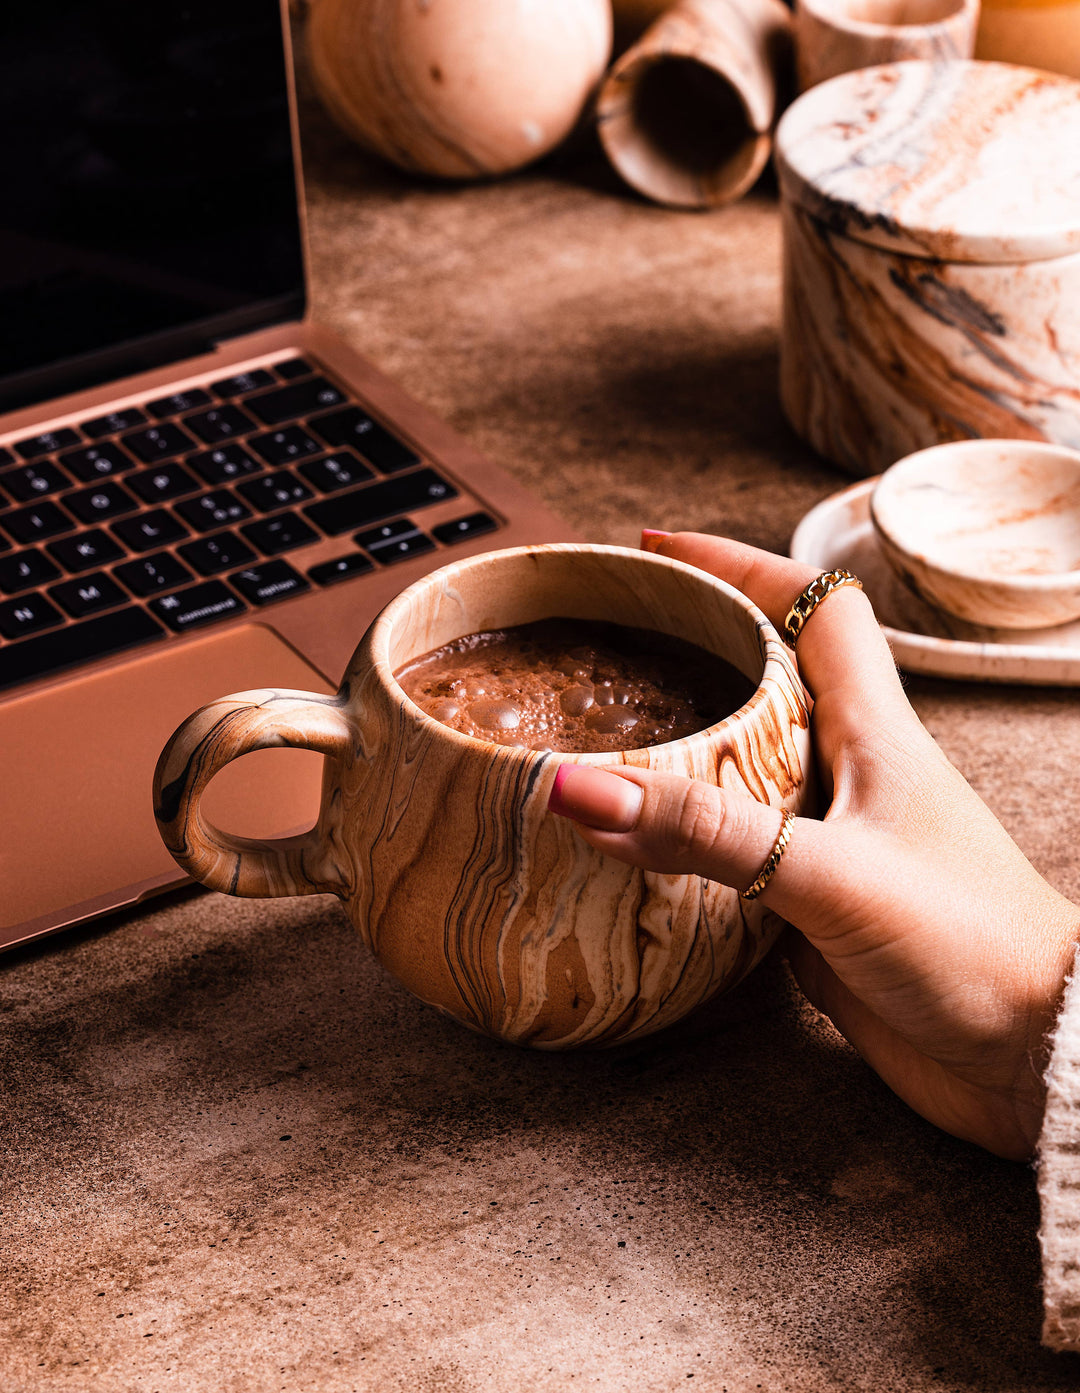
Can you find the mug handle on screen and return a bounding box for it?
[153,687,353,899]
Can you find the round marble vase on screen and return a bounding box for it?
[154,545,812,1050]
[775,61,1080,478]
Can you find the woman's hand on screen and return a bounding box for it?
[548,532,1080,1161]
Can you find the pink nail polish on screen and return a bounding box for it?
[547,764,644,832]
[640,529,671,553]
[548,763,573,817]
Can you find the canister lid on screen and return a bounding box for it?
[775,61,1080,263]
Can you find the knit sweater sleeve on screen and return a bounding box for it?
[1039,944,1080,1351]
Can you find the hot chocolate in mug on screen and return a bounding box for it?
[153,544,812,1049]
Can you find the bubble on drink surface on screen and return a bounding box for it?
[470,699,522,730]
[560,684,594,716]
[585,705,640,735]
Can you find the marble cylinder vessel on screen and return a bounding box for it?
[794,0,980,91]
[597,0,793,209]
[776,61,1080,478]
[154,545,812,1051]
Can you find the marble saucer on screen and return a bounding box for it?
[790,480,1080,685]
[870,440,1080,630]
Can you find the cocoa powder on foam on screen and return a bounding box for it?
[395,618,756,753]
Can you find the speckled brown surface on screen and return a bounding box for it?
[3,40,1080,1393]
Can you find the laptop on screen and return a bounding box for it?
[0,0,574,951]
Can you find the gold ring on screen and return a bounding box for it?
[784,569,863,647]
[740,809,796,903]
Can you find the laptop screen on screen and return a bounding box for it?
[0,0,305,411]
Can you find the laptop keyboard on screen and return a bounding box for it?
[0,357,500,692]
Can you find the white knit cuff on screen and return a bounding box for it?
[1039,942,1080,1351]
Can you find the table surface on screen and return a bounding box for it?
[4,44,1080,1393]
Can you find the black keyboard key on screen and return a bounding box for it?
[122,423,197,463]
[176,490,252,533]
[0,593,64,640]
[48,571,127,619]
[59,442,137,482]
[150,580,246,633]
[1,461,73,502]
[112,509,189,553]
[311,408,420,473]
[0,606,165,692]
[249,426,323,466]
[365,532,436,565]
[0,548,60,595]
[65,481,139,525]
[128,462,201,504]
[13,427,82,461]
[49,529,125,574]
[432,512,499,545]
[241,513,320,556]
[187,443,263,485]
[145,388,212,419]
[179,532,257,576]
[303,469,458,537]
[245,376,346,426]
[182,404,257,444]
[229,559,310,606]
[115,552,194,597]
[298,452,374,494]
[274,357,315,381]
[308,552,375,586]
[212,369,276,398]
[354,519,417,549]
[4,500,75,545]
[81,407,148,438]
[237,470,313,514]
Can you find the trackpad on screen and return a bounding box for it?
[1,624,335,940]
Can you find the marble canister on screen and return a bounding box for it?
[775,61,1080,478]
[795,0,980,91]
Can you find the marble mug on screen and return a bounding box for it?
[794,0,979,91]
[153,544,812,1049]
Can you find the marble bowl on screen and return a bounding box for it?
[870,441,1080,630]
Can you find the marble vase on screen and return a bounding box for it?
[794,0,980,92]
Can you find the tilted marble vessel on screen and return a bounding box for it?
[794,0,979,92]
[153,546,812,1050]
[775,61,1080,478]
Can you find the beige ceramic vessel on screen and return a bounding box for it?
[870,440,1080,629]
[154,545,812,1050]
[794,0,980,91]
[597,0,793,209]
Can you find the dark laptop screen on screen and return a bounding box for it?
[0,0,305,410]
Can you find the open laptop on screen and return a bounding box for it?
[0,0,574,951]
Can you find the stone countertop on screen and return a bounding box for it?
[4,55,1080,1393]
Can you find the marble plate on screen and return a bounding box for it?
[789,479,1080,686]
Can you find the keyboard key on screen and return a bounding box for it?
[0,593,64,640]
[241,513,320,556]
[4,500,75,545]
[229,559,310,606]
[187,443,263,485]
[303,469,458,537]
[311,408,420,473]
[179,531,257,576]
[308,552,375,586]
[145,388,212,419]
[122,423,197,463]
[13,427,82,461]
[212,368,276,398]
[274,357,316,380]
[298,452,374,494]
[364,532,436,565]
[0,548,60,595]
[115,552,194,597]
[112,509,189,553]
[237,470,313,513]
[176,489,253,533]
[49,529,125,574]
[65,481,139,525]
[0,461,73,502]
[245,376,347,426]
[432,512,499,545]
[127,462,201,504]
[150,580,246,633]
[81,407,148,438]
[249,426,323,467]
[49,571,127,618]
[0,606,164,692]
[182,405,257,444]
[59,442,137,482]
[354,519,417,549]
